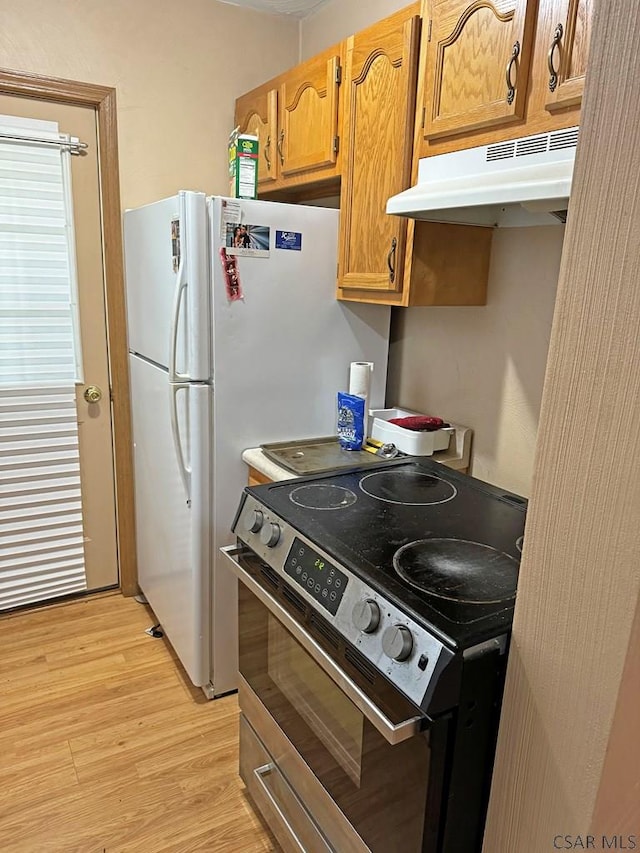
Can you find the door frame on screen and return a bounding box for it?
[0,67,137,596]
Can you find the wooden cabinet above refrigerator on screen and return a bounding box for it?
[234,43,344,196]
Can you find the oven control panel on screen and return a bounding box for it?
[284,538,348,616]
[234,492,457,709]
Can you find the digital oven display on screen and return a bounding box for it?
[284,537,348,615]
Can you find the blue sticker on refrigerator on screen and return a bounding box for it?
[275,230,302,251]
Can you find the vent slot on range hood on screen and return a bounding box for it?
[387,127,579,227]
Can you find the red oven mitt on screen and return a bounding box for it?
[387,416,448,432]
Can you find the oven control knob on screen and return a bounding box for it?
[352,599,381,633]
[382,625,413,662]
[260,521,281,548]
[245,510,264,534]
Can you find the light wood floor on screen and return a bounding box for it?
[0,592,279,852]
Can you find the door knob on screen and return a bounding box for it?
[83,385,103,404]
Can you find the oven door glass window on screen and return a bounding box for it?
[239,582,449,853]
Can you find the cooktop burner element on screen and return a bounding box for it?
[237,457,527,649]
[359,469,457,506]
[289,483,358,510]
[516,535,524,553]
[393,538,519,604]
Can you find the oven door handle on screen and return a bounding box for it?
[221,545,424,746]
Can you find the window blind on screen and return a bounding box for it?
[0,115,87,610]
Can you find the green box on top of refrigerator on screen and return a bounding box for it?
[229,130,259,199]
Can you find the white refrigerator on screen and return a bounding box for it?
[124,192,390,697]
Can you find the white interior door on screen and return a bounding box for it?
[0,96,119,608]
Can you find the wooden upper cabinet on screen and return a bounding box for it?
[278,45,343,181]
[338,6,421,296]
[234,83,279,187]
[421,0,538,141]
[544,0,593,111]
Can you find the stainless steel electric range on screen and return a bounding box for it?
[222,456,527,853]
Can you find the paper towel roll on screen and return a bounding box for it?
[349,362,373,409]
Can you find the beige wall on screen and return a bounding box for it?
[301,0,563,495]
[0,0,299,209]
[300,0,409,58]
[388,227,563,496]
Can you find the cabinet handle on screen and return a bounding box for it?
[505,40,521,105]
[387,237,397,284]
[264,135,271,171]
[253,764,305,851]
[277,129,285,166]
[548,23,564,92]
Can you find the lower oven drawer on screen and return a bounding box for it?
[240,714,333,853]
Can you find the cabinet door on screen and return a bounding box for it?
[235,83,279,187]
[544,0,592,111]
[247,466,272,486]
[279,46,342,179]
[338,6,421,295]
[421,0,537,140]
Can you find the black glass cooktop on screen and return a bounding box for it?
[247,457,527,649]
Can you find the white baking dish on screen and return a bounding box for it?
[370,407,454,456]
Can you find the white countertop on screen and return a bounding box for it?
[242,447,299,482]
[242,424,472,482]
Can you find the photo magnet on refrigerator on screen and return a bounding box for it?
[171,217,181,273]
[224,223,270,257]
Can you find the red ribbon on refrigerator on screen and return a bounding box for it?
[219,247,243,302]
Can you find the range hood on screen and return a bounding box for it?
[387,126,579,227]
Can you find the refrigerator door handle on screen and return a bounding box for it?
[169,257,190,383]
[170,382,192,502]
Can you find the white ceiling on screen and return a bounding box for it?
[217,0,331,18]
